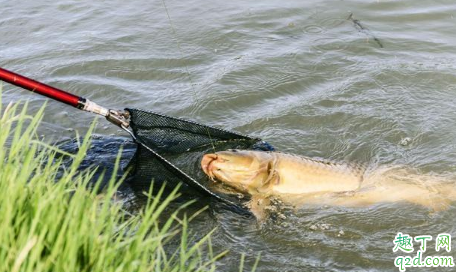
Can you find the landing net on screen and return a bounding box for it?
[126,108,274,212]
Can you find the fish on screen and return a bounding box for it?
[201,150,456,218]
[201,150,364,195]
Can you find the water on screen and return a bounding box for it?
[2,0,456,270]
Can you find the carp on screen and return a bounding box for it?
[201,150,364,195]
[201,150,456,218]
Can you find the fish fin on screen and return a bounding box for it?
[256,160,279,194]
[245,156,278,194]
[266,157,280,184]
[247,194,271,222]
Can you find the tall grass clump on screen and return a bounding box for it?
[0,97,226,272]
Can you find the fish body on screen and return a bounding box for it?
[201,150,456,213]
[270,153,363,194]
[201,150,364,196]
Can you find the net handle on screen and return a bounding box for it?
[0,67,85,108]
[0,67,129,127]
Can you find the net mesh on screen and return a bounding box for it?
[126,108,274,209]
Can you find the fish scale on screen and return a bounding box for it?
[270,152,364,194]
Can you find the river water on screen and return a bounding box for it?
[2,0,456,271]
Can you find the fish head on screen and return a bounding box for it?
[201,150,274,194]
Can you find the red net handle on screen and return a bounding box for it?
[0,67,84,108]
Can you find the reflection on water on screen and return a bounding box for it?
[2,0,456,270]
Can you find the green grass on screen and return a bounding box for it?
[0,96,229,272]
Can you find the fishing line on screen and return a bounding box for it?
[161,0,216,152]
[160,0,198,108]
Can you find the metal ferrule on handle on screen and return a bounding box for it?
[0,67,129,128]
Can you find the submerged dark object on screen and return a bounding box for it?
[0,67,273,213]
[348,13,384,48]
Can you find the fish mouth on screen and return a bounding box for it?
[201,154,218,178]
